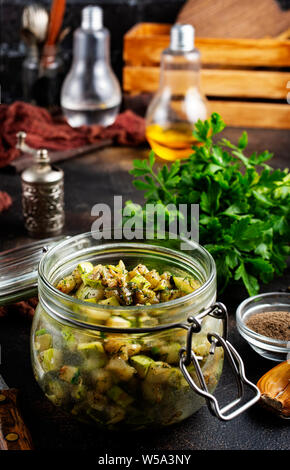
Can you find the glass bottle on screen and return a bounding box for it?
[145,24,208,161]
[22,44,39,103]
[22,44,64,107]
[61,6,121,128]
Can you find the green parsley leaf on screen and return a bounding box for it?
[125,113,290,296]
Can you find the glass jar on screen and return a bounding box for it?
[30,232,259,429]
[22,44,64,107]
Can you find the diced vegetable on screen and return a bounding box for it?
[106,357,135,381]
[76,284,104,301]
[106,405,126,424]
[59,365,80,384]
[106,316,131,328]
[92,369,113,393]
[56,268,82,294]
[142,381,163,404]
[104,338,141,360]
[71,382,86,401]
[40,348,62,372]
[145,361,172,384]
[56,275,78,294]
[98,296,120,306]
[35,333,52,352]
[77,341,107,369]
[77,341,105,354]
[173,276,199,294]
[143,270,161,288]
[35,328,47,336]
[45,380,69,406]
[80,301,111,322]
[153,342,181,364]
[77,262,94,275]
[129,274,151,290]
[107,385,134,407]
[130,355,155,379]
[61,327,77,351]
[108,260,127,274]
[81,273,103,288]
[153,279,169,291]
[138,315,158,328]
[87,390,108,412]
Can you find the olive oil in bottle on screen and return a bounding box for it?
[145,24,208,161]
[146,122,199,161]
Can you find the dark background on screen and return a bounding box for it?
[0,0,187,104]
[1,0,289,104]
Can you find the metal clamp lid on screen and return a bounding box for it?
[179,303,261,421]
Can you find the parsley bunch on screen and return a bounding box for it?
[126,113,290,296]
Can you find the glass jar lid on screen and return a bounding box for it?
[0,235,68,305]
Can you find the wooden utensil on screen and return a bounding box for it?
[0,374,33,450]
[41,0,66,67]
[45,0,66,47]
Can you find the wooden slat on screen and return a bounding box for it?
[124,23,290,67]
[123,92,290,129]
[123,65,290,99]
[208,101,290,129]
[125,23,171,37]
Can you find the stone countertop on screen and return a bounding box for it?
[0,126,289,451]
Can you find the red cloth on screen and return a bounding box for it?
[0,191,12,213]
[0,297,38,320]
[0,101,146,168]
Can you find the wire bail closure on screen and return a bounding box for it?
[182,302,228,366]
[179,302,261,421]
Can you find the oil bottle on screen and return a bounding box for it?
[145,24,208,161]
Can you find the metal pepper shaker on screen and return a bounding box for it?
[21,148,65,237]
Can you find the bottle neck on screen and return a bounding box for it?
[159,49,201,92]
[73,27,110,63]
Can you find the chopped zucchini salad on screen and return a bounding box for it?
[33,260,223,429]
[56,260,201,306]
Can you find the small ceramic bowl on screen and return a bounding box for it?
[236,292,290,362]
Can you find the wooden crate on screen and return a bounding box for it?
[123,23,290,129]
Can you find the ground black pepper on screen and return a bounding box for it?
[246,311,290,341]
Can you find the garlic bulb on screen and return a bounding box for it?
[257,361,290,419]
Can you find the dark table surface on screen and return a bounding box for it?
[0,126,289,452]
